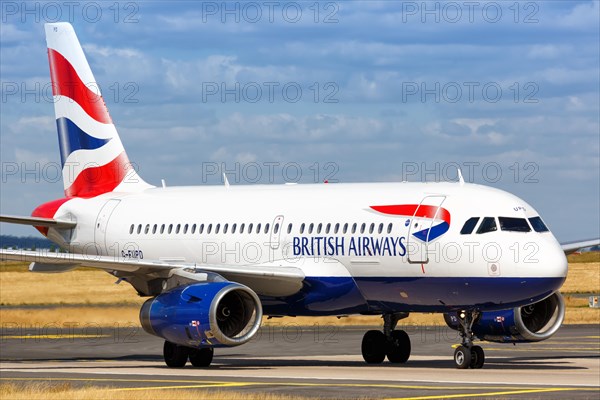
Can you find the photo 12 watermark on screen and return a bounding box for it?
[1,1,140,24]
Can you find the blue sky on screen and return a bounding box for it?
[1,1,599,241]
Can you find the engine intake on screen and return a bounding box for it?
[444,292,565,343]
[140,281,262,347]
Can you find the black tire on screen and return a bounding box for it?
[361,330,386,364]
[470,345,485,369]
[386,330,411,363]
[454,345,471,369]
[163,341,189,368]
[189,348,214,367]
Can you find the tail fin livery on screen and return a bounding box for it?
[45,22,151,197]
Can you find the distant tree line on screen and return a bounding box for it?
[0,235,56,251]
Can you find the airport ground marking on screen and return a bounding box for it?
[385,387,595,400]
[0,377,596,392]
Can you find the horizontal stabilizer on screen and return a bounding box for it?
[0,215,76,229]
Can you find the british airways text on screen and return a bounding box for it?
[293,236,407,257]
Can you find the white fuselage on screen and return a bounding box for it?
[49,181,567,315]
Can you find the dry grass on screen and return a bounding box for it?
[0,382,318,400]
[561,263,600,294]
[568,252,600,263]
[0,268,144,306]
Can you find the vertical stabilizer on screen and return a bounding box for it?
[45,22,152,197]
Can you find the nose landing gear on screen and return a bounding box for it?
[454,310,485,369]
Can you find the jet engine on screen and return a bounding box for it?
[140,281,262,347]
[444,292,565,343]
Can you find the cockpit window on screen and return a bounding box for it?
[460,217,480,234]
[476,217,497,234]
[529,216,549,232]
[499,217,531,232]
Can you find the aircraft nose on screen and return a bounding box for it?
[540,236,568,290]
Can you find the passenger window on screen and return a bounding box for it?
[287,223,292,234]
[183,224,188,234]
[300,223,305,234]
[317,223,322,234]
[378,223,383,234]
[129,224,134,234]
[360,223,366,234]
[460,217,480,235]
[215,224,220,234]
[334,223,340,234]
[232,224,237,234]
[369,223,374,234]
[176,224,181,234]
[152,224,157,234]
[499,217,531,232]
[351,223,357,234]
[168,224,173,234]
[207,224,212,234]
[223,223,228,234]
[160,224,165,234]
[256,223,261,234]
[144,224,150,234]
[240,223,245,234]
[343,223,348,234]
[199,224,204,234]
[529,216,549,232]
[248,223,253,233]
[264,223,270,234]
[476,217,497,234]
[137,225,142,234]
[274,223,279,234]
[387,223,392,234]
[191,224,196,234]
[326,223,331,234]
[309,223,314,234]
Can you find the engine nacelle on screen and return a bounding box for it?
[444,292,565,343]
[140,281,262,348]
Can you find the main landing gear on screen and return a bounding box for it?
[361,313,411,364]
[453,310,485,369]
[163,341,214,368]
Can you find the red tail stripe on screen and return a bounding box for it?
[65,152,131,198]
[47,48,112,125]
[370,204,451,224]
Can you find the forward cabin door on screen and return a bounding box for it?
[407,196,446,264]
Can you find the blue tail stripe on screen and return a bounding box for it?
[56,117,111,166]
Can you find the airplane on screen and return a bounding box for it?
[1,22,598,370]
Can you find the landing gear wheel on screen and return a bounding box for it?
[189,348,214,367]
[163,341,189,368]
[362,330,386,364]
[470,345,485,369]
[454,345,471,369]
[386,330,411,363]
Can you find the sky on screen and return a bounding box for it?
[0,1,599,241]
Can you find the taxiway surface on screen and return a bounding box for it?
[1,324,598,399]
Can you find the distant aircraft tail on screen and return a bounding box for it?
[45,22,152,198]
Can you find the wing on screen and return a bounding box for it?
[561,239,600,255]
[0,249,304,297]
[0,214,76,228]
